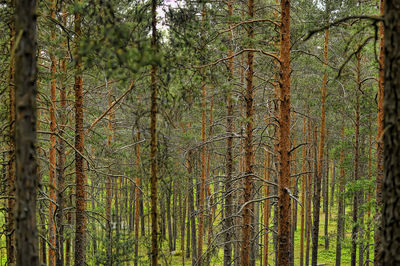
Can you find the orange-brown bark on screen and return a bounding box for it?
[277,0,291,265]
[74,0,86,263]
[48,0,57,264]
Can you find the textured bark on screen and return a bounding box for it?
[277,0,291,265]
[381,0,400,264]
[305,121,313,266]
[300,118,307,266]
[134,130,141,266]
[56,11,67,266]
[375,1,384,264]
[240,0,255,264]
[263,146,271,266]
[324,143,329,250]
[6,0,16,263]
[351,50,361,266]
[14,0,39,263]
[150,0,158,263]
[48,0,57,264]
[312,28,329,266]
[224,2,234,264]
[198,5,207,264]
[187,151,197,264]
[335,122,345,266]
[73,0,86,263]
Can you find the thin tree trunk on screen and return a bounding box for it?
[56,11,67,265]
[324,142,329,250]
[74,0,86,263]
[188,151,197,264]
[312,28,329,266]
[351,50,361,266]
[366,115,372,266]
[305,120,313,266]
[14,0,39,263]
[150,0,158,263]
[300,118,307,266]
[277,0,291,265]
[335,121,345,266]
[224,2,234,264]
[134,131,141,266]
[263,113,271,266]
[48,0,58,264]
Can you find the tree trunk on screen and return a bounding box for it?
[241,0,255,264]
[134,131,141,266]
[14,0,39,263]
[381,1,400,264]
[277,0,291,265]
[375,1,384,265]
[351,50,361,266]
[324,143,329,250]
[74,0,86,263]
[56,11,68,266]
[6,0,16,263]
[300,118,307,266]
[150,0,158,263]
[224,2,234,264]
[312,27,329,266]
[48,0,58,264]
[335,121,345,266]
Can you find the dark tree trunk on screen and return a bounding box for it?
[14,0,39,263]
[381,1,400,264]
[335,122,345,266]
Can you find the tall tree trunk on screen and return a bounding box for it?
[6,0,16,263]
[224,2,234,264]
[14,0,39,263]
[277,0,291,265]
[73,0,86,263]
[312,27,329,266]
[56,10,67,266]
[187,151,197,264]
[305,121,313,266]
[240,0,255,264]
[263,113,271,266]
[324,142,329,250]
[300,118,307,266]
[335,121,345,266]
[48,0,58,264]
[375,1,384,265]
[106,86,114,265]
[150,0,158,263]
[366,115,372,266]
[198,5,207,264]
[381,0,400,264]
[134,131,141,266]
[351,50,361,266]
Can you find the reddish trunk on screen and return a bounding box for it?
[277,0,291,265]
[74,1,86,263]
